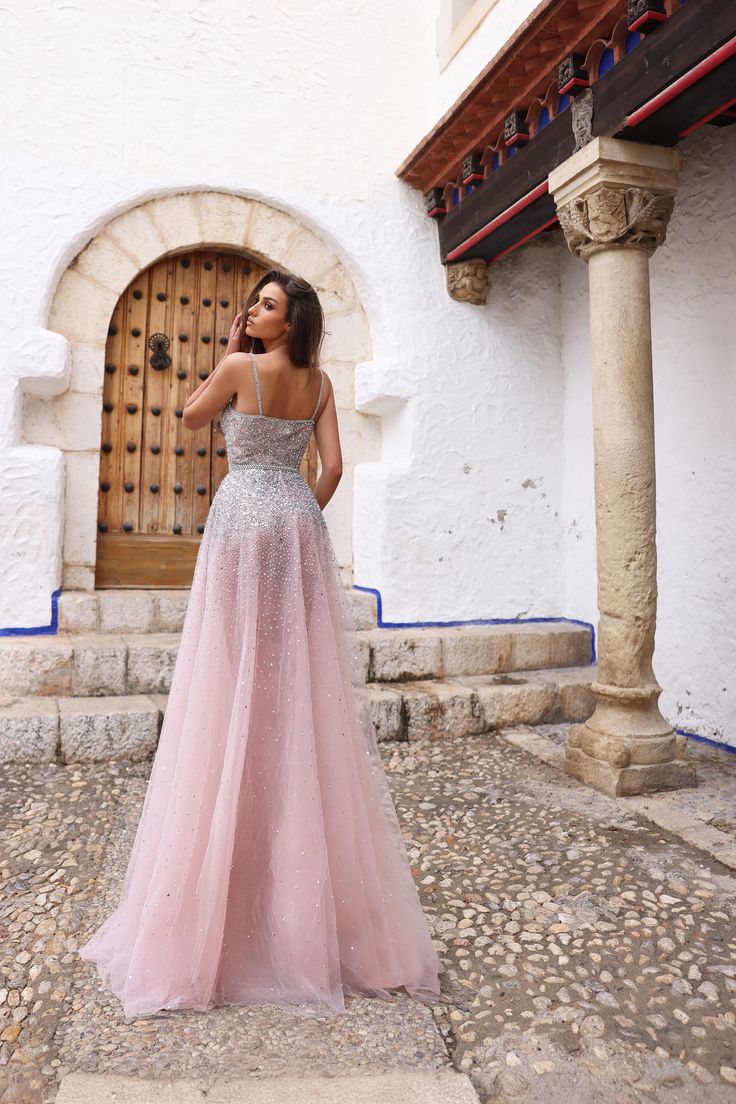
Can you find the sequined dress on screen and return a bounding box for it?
[78,352,442,1022]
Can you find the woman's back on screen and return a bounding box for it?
[231,352,325,422]
[219,352,324,474]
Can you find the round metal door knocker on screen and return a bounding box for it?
[148,332,172,371]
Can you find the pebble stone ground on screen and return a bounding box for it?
[1,729,735,1104]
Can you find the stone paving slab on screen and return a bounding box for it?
[1,730,736,1103]
[54,1068,479,1104]
[505,724,736,871]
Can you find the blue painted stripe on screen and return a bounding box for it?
[351,583,596,662]
[678,728,736,755]
[0,589,60,636]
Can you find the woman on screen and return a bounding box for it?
[79,267,442,1022]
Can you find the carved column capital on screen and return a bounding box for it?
[446,258,490,304]
[556,185,676,261]
[549,135,682,263]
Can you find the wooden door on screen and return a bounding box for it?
[95,250,317,588]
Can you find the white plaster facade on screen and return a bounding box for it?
[0,1,733,747]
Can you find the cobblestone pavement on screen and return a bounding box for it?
[1,732,735,1103]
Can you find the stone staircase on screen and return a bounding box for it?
[0,589,596,764]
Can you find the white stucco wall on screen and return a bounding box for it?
[558,124,736,748]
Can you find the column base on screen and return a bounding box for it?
[565,680,698,796]
[566,722,697,797]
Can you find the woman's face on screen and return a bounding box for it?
[244,282,290,342]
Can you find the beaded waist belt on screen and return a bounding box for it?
[229,461,300,473]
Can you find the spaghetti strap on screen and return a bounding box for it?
[311,369,324,422]
[250,352,263,416]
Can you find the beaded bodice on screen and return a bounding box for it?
[219,353,323,473]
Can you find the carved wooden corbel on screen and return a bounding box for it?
[446,258,490,304]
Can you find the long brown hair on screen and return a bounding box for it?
[238,268,325,378]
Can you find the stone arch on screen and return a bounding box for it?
[23,191,372,591]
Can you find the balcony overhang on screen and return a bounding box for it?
[397,0,736,277]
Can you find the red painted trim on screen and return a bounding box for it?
[559,76,590,94]
[446,180,549,260]
[628,10,666,33]
[462,172,484,184]
[428,206,446,218]
[625,33,736,127]
[490,215,559,263]
[677,91,736,137]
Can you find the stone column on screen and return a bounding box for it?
[548,136,696,797]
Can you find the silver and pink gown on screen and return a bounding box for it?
[79,352,442,1021]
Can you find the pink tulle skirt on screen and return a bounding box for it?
[79,466,442,1021]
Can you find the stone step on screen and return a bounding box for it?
[0,666,596,763]
[369,665,596,743]
[55,1069,479,1104]
[57,585,379,633]
[0,622,592,697]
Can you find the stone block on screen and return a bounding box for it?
[153,591,191,633]
[23,391,103,452]
[345,588,377,630]
[125,635,180,693]
[59,696,159,763]
[311,258,360,313]
[149,694,169,728]
[366,686,405,742]
[62,564,95,590]
[69,341,106,395]
[48,268,119,345]
[245,203,302,262]
[71,231,141,293]
[509,623,591,671]
[0,698,59,762]
[557,676,596,721]
[476,678,558,729]
[569,746,701,799]
[403,681,484,742]
[105,203,168,269]
[98,591,156,634]
[197,192,260,250]
[712,848,736,872]
[57,592,100,634]
[0,638,73,696]
[354,633,371,682]
[71,635,127,695]
[142,193,204,255]
[441,627,512,677]
[280,232,339,288]
[63,451,102,568]
[369,630,443,682]
[547,624,593,666]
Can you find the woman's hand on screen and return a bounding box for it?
[226,312,244,355]
[185,314,243,410]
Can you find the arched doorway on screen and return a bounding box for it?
[29,190,371,596]
[95,248,318,587]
